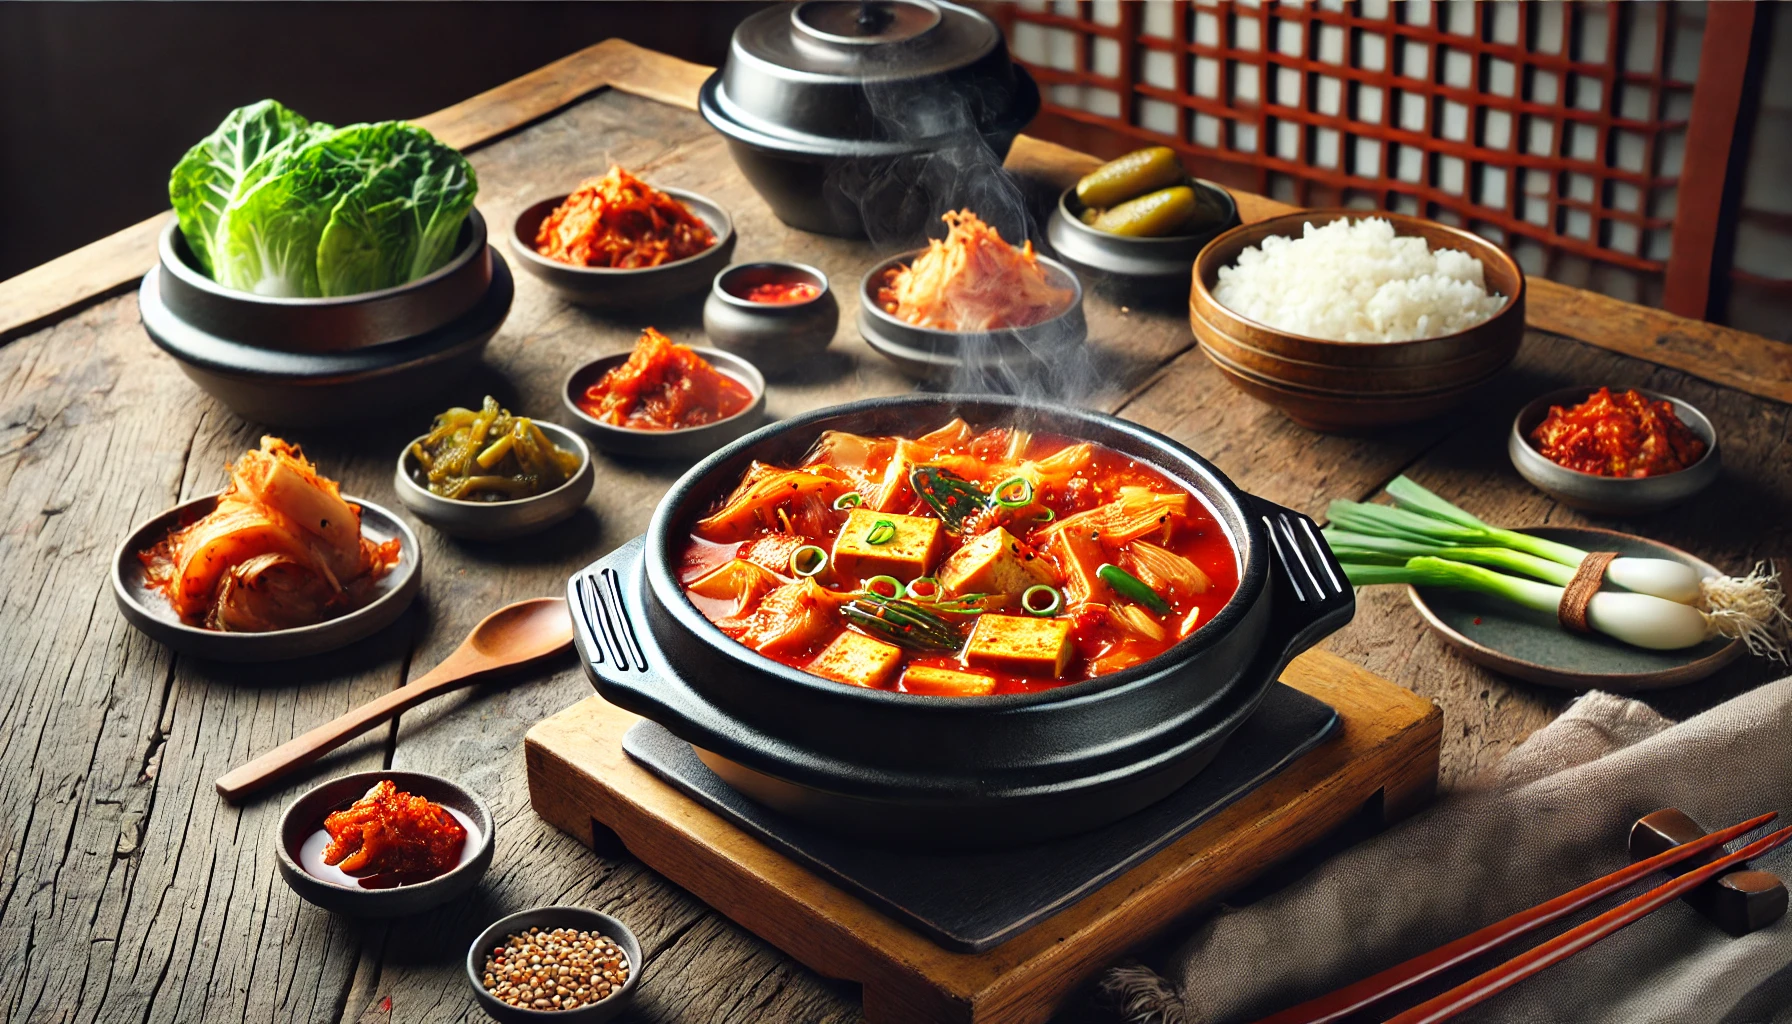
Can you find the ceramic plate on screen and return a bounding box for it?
[112,493,421,662]
[1408,526,1741,691]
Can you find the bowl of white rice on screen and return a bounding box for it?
[1189,210,1524,431]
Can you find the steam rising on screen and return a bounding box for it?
[840,51,1107,406]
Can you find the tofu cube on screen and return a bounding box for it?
[963,614,1074,679]
[901,664,997,697]
[832,508,943,583]
[937,528,1055,601]
[806,630,904,689]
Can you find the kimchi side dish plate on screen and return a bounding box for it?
[113,491,420,662]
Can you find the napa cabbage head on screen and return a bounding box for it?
[314,125,478,296]
[168,100,330,276]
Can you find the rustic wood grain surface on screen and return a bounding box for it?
[4,57,1789,1024]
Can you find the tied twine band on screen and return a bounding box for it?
[1559,551,1619,633]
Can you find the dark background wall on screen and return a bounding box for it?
[0,2,771,281]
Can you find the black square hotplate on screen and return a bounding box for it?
[624,682,1338,952]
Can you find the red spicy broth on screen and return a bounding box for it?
[676,422,1240,696]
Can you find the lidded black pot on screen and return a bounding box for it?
[700,0,1040,240]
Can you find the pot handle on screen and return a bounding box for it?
[1246,495,1356,659]
[566,538,675,710]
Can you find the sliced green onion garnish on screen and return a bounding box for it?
[832,491,863,511]
[993,476,1034,509]
[866,519,897,545]
[1021,584,1062,617]
[1098,563,1171,614]
[865,575,905,599]
[789,545,828,578]
[1034,507,1056,523]
[907,576,940,601]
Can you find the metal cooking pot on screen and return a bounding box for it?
[699,0,1040,240]
[569,395,1353,847]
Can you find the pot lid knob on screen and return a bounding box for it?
[791,0,943,47]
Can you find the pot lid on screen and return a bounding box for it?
[704,0,1036,151]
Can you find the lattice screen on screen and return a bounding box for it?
[1002,0,1708,309]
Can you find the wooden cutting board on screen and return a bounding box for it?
[525,647,1439,1024]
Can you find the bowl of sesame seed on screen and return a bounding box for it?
[466,906,640,1022]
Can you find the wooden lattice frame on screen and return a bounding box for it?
[993,0,1759,318]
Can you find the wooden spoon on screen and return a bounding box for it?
[215,597,574,803]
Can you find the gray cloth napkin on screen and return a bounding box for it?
[1104,676,1792,1024]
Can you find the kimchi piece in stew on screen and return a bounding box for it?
[678,421,1240,695]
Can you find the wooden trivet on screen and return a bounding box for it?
[525,648,1440,1024]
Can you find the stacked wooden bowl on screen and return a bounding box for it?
[1189,210,1525,433]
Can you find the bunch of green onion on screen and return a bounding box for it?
[1323,477,1788,658]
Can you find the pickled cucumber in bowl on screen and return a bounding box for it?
[1074,147,1229,238]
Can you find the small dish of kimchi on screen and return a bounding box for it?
[855,210,1087,382]
[1508,385,1720,515]
[562,328,767,461]
[509,170,735,310]
[112,439,421,661]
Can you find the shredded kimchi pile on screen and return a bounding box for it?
[1530,387,1707,478]
[321,780,468,889]
[580,326,754,430]
[533,165,717,269]
[138,437,401,631]
[876,210,1073,331]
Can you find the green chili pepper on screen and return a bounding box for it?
[909,465,992,532]
[1098,563,1171,614]
[842,593,966,653]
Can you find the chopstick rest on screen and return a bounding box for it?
[1630,808,1788,937]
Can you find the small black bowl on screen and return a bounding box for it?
[702,262,839,373]
[855,250,1087,383]
[561,347,767,460]
[509,189,736,308]
[1045,181,1240,297]
[466,906,642,1022]
[276,771,494,918]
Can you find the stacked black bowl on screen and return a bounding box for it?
[138,210,513,427]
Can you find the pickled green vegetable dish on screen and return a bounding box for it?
[1074,146,1229,238]
[409,397,580,502]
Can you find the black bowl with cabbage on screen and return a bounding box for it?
[170,100,479,300]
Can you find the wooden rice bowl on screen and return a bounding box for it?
[1189,210,1525,429]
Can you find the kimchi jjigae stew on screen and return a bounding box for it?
[677,420,1240,697]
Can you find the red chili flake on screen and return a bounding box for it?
[1472,617,1483,625]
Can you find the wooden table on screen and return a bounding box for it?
[4,41,1788,1024]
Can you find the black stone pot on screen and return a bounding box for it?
[699,1,1041,240]
[568,395,1353,847]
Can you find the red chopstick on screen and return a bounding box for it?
[1384,822,1792,1024]
[1251,811,1779,1024]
